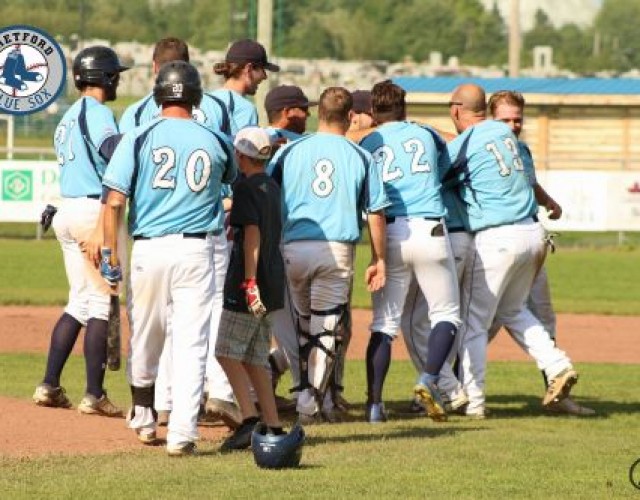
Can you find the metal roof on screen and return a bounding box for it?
[393,76,640,95]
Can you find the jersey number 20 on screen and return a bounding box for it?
[152,147,212,193]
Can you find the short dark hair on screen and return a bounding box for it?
[371,80,405,123]
[153,37,189,66]
[318,87,352,125]
[266,107,284,124]
[488,90,525,116]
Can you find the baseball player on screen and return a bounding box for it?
[215,127,287,451]
[119,38,190,133]
[487,90,594,415]
[446,83,579,418]
[268,87,389,424]
[197,39,279,426]
[360,80,461,423]
[263,85,316,410]
[118,37,191,426]
[101,61,237,456]
[201,38,279,137]
[32,46,128,418]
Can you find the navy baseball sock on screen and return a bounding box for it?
[84,318,108,399]
[43,313,82,387]
[366,332,393,404]
[425,321,457,376]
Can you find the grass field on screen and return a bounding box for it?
[0,354,638,498]
[2,232,640,315]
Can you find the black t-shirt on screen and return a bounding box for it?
[223,172,285,313]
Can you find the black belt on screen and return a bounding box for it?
[133,232,208,241]
[448,227,466,233]
[86,194,100,200]
[533,214,539,222]
[385,216,441,224]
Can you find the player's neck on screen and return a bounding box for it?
[223,79,245,95]
[81,87,106,103]
[317,121,348,136]
[161,104,192,119]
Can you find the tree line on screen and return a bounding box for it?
[3,0,638,74]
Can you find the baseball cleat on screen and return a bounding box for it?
[366,402,388,423]
[414,375,448,422]
[167,441,197,457]
[544,397,595,416]
[219,420,256,453]
[77,393,124,418]
[542,368,579,406]
[444,392,470,414]
[33,383,72,409]
[205,398,242,429]
[297,412,320,426]
[136,427,157,445]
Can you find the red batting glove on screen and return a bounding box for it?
[241,277,267,318]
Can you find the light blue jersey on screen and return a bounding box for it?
[118,93,159,134]
[518,140,538,187]
[193,93,226,135]
[104,118,238,237]
[265,127,303,143]
[360,121,447,219]
[445,120,536,231]
[54,96,118,198]
[202,89,257,137]
[268,133,390,243]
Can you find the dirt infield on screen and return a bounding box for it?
[0,306,637,458]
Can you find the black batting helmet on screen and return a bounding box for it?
[251,422,305,469]
[153,60,202,107]
[72,46,128,90]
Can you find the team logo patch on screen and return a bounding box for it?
[0,25,66,115]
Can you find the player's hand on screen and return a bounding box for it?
[545,198,562,220]
[241,277,267,318]
[100,247,122,287]
[365,259,386,292]
[81,226,104,268]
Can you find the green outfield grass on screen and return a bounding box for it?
[0,355,638,498]
[2,235,640,315]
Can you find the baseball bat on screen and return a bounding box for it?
[107,291,121,371]
[104,194,122,371]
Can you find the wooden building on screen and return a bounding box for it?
[395,77,640,171]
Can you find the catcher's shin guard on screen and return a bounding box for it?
[292,305,347,417]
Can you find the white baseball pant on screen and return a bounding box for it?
[53,197,127,323]
[458,219,547,415]
[126,234,214,447]
[283,240,353,417]
[371,217,461,337]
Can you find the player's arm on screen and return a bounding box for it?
[81,204,107,267]
[365,211,387,292]
[100,189,126,287]
[533,183,562,220]
[242,224,267,318]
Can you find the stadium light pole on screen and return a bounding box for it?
[256,0,273,126]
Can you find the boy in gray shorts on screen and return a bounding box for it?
[215,127,286,451]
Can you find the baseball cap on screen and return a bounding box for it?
[225,39,280,72]
[234,127,273,160]
[265,85,317,112]
[351,90,372,115]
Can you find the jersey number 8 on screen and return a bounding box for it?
[152,146,212,193]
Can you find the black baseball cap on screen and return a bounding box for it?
[265,85,317,112]
[351,90,372,115]
[226,39,280,72]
